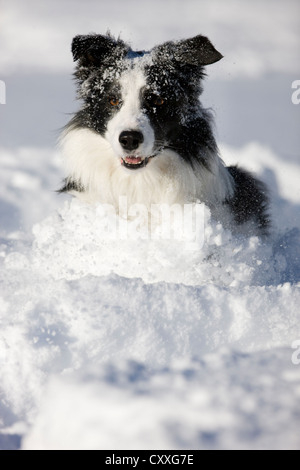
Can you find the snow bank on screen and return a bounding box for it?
[0,142,300,450]
[0,147,64,234]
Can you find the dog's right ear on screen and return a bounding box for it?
[154,35,223,67]
[174,35,223,66]
[72,34,129,66]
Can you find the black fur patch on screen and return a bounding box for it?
[58,178,85,194]
[72,33,129,68]
[225,166,270,234]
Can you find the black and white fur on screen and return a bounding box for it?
[59,33,270,235]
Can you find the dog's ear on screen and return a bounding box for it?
[156,35,223,66]
[72,33,129,66]
[175,35,223,65]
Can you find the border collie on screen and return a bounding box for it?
[59,33,269,236]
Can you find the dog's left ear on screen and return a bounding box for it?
[172,35,223,66]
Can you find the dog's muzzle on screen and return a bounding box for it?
[118,130,164,170]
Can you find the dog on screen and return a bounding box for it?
[59,33,270,236]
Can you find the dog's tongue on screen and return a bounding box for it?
[124,156,142,164]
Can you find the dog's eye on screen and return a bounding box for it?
[153,96,164,106]
[109,97,120,106]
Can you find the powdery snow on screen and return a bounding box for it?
[0,142,300,450]
[21,351,300,450]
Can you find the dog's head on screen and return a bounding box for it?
[71,33,222,171]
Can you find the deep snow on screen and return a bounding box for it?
[1,143,300,450]
[1,0,300,451]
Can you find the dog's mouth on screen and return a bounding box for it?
[120,147,165,170]
[120,155,151,170]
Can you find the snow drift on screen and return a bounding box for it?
[0,142,300,450]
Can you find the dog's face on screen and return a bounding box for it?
[71,33,222,171]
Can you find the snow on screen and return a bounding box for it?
[21,351,300,450]
[1,0,300,451]
[1,145,300,451]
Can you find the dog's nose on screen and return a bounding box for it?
[119,130,144,151]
